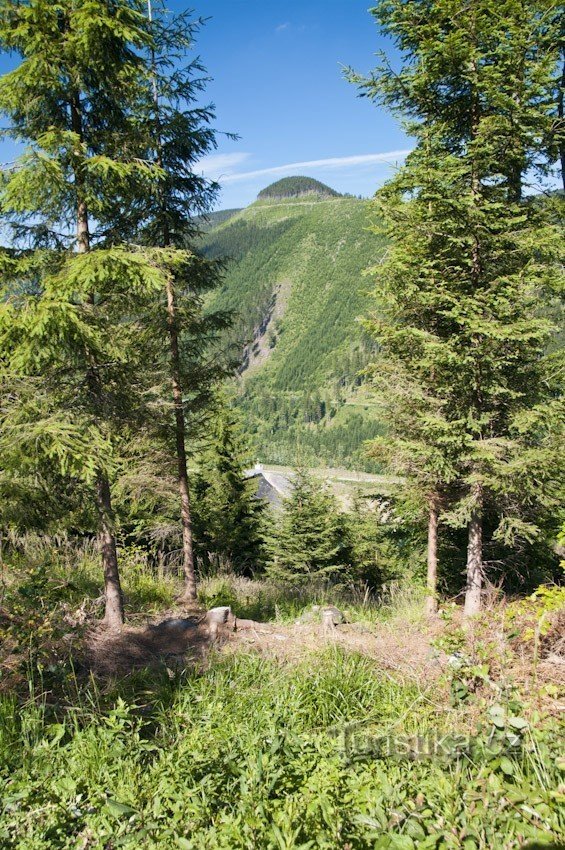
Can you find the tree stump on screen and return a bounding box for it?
[322,606,344,625]
[206,606,231,641]
[321,608,337,635]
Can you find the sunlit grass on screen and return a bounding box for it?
[1,651,562,849]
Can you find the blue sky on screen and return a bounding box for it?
[0,1,411,211]
[183,0,411,208]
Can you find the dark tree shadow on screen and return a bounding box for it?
[86,615,213,678]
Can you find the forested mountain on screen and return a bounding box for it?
[200,181,385,470]
[257,176,341,200]
[196,208,242,232]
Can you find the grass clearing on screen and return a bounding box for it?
[1,545,563,849]
[1,651,563,849]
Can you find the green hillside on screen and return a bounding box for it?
[201,183,386,470]
[196,207,242,232]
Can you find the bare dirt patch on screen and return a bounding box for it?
[240,278,291,374]
[85,606,444,685]
[86,609,209,677]
[222,617,444,682]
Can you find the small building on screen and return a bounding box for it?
[244,463,294,509]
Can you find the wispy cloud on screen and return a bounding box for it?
[197,152,251,180]
[275,22,290,32]
[220,151,411,185]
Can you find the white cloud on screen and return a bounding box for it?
[220,150,411,184]
[197,152,251,180]
[276,22,290,32]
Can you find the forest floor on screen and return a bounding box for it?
[86,604,442,683]
[1,556,564,849]
[85,589,565,721]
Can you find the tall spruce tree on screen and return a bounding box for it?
[354,0,564,615]
[0,0,164,628]
[104,2,228,602]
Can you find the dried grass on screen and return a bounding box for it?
[86,616,210,678]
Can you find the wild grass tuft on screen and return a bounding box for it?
[1,651,562,849]
[197,572,428,627]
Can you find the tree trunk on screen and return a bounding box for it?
[71,90,124,627]
[147,23,198,602]
[425,497,439,617]
[96,474,124,629]
[558,54,565,193]
[508,49,525,203]
[464,45,484,620]
[167,278,198,602]
[464,485,483,617]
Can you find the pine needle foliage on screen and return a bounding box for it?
[352,0,565,612]
[0,0,163,626]
[267,471,351,586]
[0,0,156,249]
[192,401,266,576]
[106,2,223,246]
[101,1,232,601]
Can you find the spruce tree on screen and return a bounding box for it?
[353,0,564,615]
[346,494,413,592]
[0,0,162,628]
[105,2,228,602]
[192,401,266,575]
[267,472,351,587]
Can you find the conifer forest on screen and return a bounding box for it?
[0,2,563,848]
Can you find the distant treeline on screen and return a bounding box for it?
[194,208,242,232]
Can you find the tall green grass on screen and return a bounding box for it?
[1,533,177,616]
[197,573,427,626]
[1,651,562,849]
[1,542,562,848]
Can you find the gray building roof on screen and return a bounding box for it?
[244,464,294,508]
